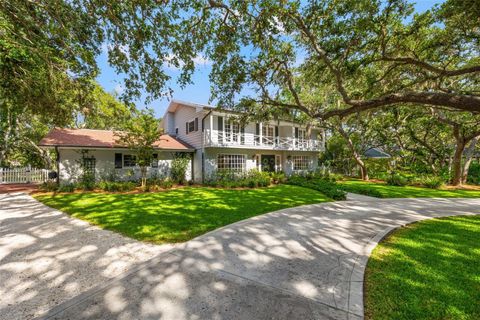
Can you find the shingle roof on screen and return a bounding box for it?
[39,128,194,151]
[364,147,391,159]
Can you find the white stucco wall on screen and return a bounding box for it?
[58,148,192,184]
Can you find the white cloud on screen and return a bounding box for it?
[114,84,124,94]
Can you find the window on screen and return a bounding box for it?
[224,120,240,143]
[186,118,199,134]
[175,128,178,135]
[275,155,282,172]
[114,153,122,169]
[217,154,246,171]
[293,156,310,171]
[123,154,137,167]
[262,125,274,144]
[298,129,306,140]
[151,153,158,167]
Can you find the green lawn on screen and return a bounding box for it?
[365,215,480,320]
[35,185,330,243]
[338,180,480,198]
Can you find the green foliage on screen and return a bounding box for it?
[39,181,59,192]
[205,169,271,188]
[386,173,409,186]
[170,155,190,185]
[35,185,331,243]
[97,181,137,192]
[467,163,480,185]
[269,171,287,184]
[117,109,160,188]
[338,182,384,198]
[365,216,480,319]
[79,172,96,191]
[338,180,480,198]
[420,176,445,189]
[58,183,76,193]
[287,173,347,200]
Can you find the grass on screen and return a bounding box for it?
[338,179,480,198]
[35,185,330,244]
[365,215,480,320]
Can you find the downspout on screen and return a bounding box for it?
[200,110,213,184]
[55,146,60,184]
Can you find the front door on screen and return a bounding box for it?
[261,155,275,172]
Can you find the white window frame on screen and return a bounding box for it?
[217,154,246,172]
[292,155,310,171]
[123,154,137,168]
[275,155,282,172]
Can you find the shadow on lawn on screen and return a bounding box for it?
[37,186,331,243]
[365,215,480,320]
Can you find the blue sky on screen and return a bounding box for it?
[95,0,443,117]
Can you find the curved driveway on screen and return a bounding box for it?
[2,193,480,320]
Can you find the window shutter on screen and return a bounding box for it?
[194,117,198,131]
[186,122,189,134]
[114,153,122,169]
[217,116,223,130]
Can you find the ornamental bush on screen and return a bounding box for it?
[205,169,271,188]
[287,174,346,200]
[386,173,409,186]
[171,155,190,184]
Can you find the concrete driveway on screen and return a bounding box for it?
[1,193,479,320]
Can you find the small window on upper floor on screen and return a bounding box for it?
[186,117,199,134]
[175,127,178,135]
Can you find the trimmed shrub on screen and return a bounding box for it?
[287,174,346,200]
[97,181,137,192]
[205,169,271,188]
[386,173,409,186]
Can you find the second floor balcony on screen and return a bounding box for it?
[203,129,324,151]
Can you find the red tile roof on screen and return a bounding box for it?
[39,128,194,150]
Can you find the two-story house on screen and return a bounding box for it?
[162,100,324,182]
[39,100,324,184]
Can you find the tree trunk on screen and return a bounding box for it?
[337,126,369,180]
[451,138,466,186]
[461,137,478,184]
[140,166,147,188]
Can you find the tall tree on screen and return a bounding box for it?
[117,109,160,188]
[3,1,478,116]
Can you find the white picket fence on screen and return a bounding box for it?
[0,167,49,184]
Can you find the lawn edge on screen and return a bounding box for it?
[362,213,480,320]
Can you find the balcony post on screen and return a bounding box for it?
[209,113,214,144]
[259,122,263,145]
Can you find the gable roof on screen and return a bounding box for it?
[39,128,194,151]
[364,147,391,159]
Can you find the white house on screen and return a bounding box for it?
[39,100,325,184]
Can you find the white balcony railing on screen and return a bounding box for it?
[203,130,323,151]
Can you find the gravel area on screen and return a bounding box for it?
[0,193,174,320]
